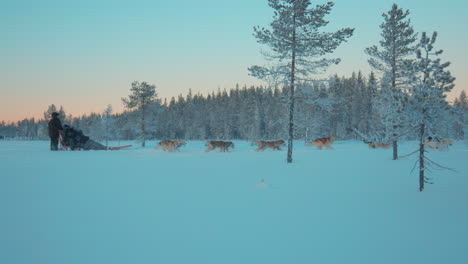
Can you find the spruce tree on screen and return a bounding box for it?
[453,91,468,140]
[102,104,113,146]
[249,0,353,163]
[454,91,468,110]
[365,72,378,134]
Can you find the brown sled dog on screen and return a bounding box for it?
[424,137,452,150]
[154,140,186,152]
[255,140,285,151]
[365,141,390,149]
[205,140,234,152]
[306,135,336,150]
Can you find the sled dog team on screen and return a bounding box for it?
[154,136,337,152]
[153,135,453,152]
[47,113,453,152]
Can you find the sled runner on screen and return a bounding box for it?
[107,145,132,150]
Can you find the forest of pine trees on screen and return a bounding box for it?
[1,74,467,143]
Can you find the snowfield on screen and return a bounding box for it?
[1,140,467,264]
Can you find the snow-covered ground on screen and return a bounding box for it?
[1,140,467,264]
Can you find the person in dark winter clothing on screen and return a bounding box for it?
[48,112,63,151]
[61,125,131,150]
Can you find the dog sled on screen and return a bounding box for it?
[60,125,132,151]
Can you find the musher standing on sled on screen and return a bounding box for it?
[48,112,63,151]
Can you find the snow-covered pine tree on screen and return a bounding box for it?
[116,110,139,141]
[452,91,468,140]
[16,118,38,139]
[365,3,417,160]
[194,93,209,139]
[134,98,160,141]
[264,86,288,140]
[454,91,468,109]
[82,112,103,141]
[58,106,67,123]
[0,121,17,138]
[373,76,408,143]
[343,72,358,138]
[329,75,345,136]
[354,72,367,135]
[407,32,455,192]
[295,81,332,141]
[102,104,114,146]
[183,89,195,140]
[228,87,242,139]
[218,89,231,139]
[294,82,312,141]
[174,94,186,139]
[237,87,258,141]
[249,0,354,163]
[167,96,178,139]
[122,81,158,147]
[365,72,379,135]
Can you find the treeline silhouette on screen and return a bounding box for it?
[1,72,466,142]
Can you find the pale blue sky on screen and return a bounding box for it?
[1,0,467,121]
